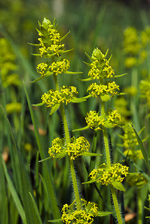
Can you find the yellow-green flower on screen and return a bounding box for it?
[41,86,78,107]
[126,173,148,188]
[140,79,150,107]
[124,149,144,161]
[87,48,114,80]
[122,123,138,150]
[37,59,70,76]
[85,111,105,131]
[85,110,121,130]
[6,103,22,114]
[61,199,99,224]
[0,38,20,87]
[37,18,66,57]
[89,163,129,185]
[87,81,119,99]
[48,136,90,160]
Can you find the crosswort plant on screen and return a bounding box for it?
[28,18,150,224]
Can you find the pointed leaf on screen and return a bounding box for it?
[65,71,82,75]
[48,219,62,223]
[2,159,27,224]
[29,193,42,224]
[97,211,112,217]
[82,179,98,185]
[32,102,44,107]
[71,97,87,103]
[78,77,93,81]
[132,125,150,172]
[60,31,71,41]
[50,104,60,115]
[72,126,89,132]
[114,73,127,78]
[111,181,125,191]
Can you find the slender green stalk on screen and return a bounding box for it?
[110,185,123,224]
[101,100,123,224]
[54,75,82,210]
[101,101,111,167]
[137,189,142,224]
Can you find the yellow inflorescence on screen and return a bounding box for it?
[48,136,90,160]
[107,110,122,125]
[140,80,150,107]
[85,110,121,130]
[61,198,98,224]
[87,81,119,98]
[37,59,70,76]
[123,124,138,149]
[85,111,105,131]
[37,18,65,57]
[124,149,144,161]
[88,48,114,80]
[89,163,129,185]
[126,173,148,188]
[41,86,78,107]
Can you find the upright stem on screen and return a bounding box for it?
[101,101,111,167]
[101,101,123,224]
[54,72,81,210]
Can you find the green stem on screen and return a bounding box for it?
[110,185,123,224]
[70,159,82,210]
[101,101,123,224]
[54,75,81,210]
[101,101,111,167]
[89,131,98,171]
[137,188,142,224]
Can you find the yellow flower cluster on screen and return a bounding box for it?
[124,149,144,161]
[107,109,122,125]
[0,38,20,87]
[85,110,121,130]
[85,111,105,131]
[89,163,129,185]
[37,18,65,57]
[88,48,114,79]
[37,59,70,76]
[61,198,98,224]
[87,81,119,98]
[123,26,150,68]
[48,136,90,160]
[41,86,78,107]
[126,173,148,188]
[123,124,138,149]
[140,80,150,107]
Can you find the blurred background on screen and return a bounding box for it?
[1,1,150,223]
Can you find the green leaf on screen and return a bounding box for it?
[82,152,102,157]
[114,73,127,78]
[48,219,62,223]
[78,77,93,81]
[111,181,125,191]
[60,31,71,41]
[132,125,150,172]
[101,94,111,102]
[32,102,44,107]
[82,179,98,185]
[71,97,87,103]
[50,104,60,115]
[2,159,27,224]
[65,71,83,75]
[72,126,89,132]
[97,211,112,217]
[24,82,61,220]
[29,193,43,224]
